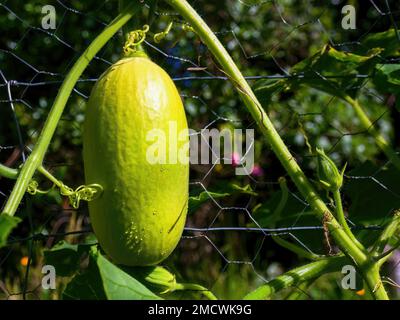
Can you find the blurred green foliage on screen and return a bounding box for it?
[1,0,400,300]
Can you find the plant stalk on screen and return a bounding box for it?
[164,0,367,266]
[243,255,349,299]
[164,0,391,299]
[1,2,142,217]
[332,189,365,251]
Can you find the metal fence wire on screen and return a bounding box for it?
[0,0,400,299]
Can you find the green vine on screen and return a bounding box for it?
[0,1,142,218]
[164,0,388,299]
[0,0,396,300]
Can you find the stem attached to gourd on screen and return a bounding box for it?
[1,1,143,217]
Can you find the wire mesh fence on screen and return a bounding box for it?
[0,0,400,299]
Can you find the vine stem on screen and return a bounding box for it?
[0,163,72,189]
[164,0,389,299]
[243,256,349,299]
[0,2,141,217]
[332,189,365,251]
[0,163,18,179]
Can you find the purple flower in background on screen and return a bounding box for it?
[231,152,241,167]
[251,164,264,177]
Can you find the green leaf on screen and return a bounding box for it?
[0,215,21,248]
[189,183,256,214]
[254,79,287,106]
[289,45,382,100]
[62,254,106,300]
[95,250,161,300]
[357,29,400,58]
[229,183,257,196]
[43,241,92,277]
[372,64,400,102]
[189,190,229,214]
[63,247,161,300]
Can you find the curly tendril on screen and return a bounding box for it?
[27,180,54,195]
[123,25,149,55]
[59,183,103,209]
[27,180,103,209]
[154,22,173,43]
[182,23,195,33]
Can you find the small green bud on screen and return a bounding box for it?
[131,266,177,294]
[316,148,346,192]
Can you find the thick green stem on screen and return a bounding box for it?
[332,189,365,251]
[0,163,18,179]
[284,279,314,300]
[346,97,400,171]
[165,0,366,267]
[1,2,141,217]
[243,256,349,299]
[163,0,394,299]
[0,163,67,189]
[272,236,323,260]
[362,264,388,300]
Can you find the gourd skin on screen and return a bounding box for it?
[83,57,189,266]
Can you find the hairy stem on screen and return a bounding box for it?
[243,256,349,299]
[164,0,392,299]
[1,2,142,217]
[284,279,314,300]
[165,0,367,267]
[362,264,388,300]
[332,189,365,251]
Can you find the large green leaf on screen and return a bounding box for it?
[372,64,400,110]
[255,44,382,104]
[357,29,400,58]
[289,45,382,100]
[95,250,161,300]
[63,247,161,300]
[254,79,287,107]
[0,215,21,248]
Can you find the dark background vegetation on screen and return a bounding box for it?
[1,0,400,299]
